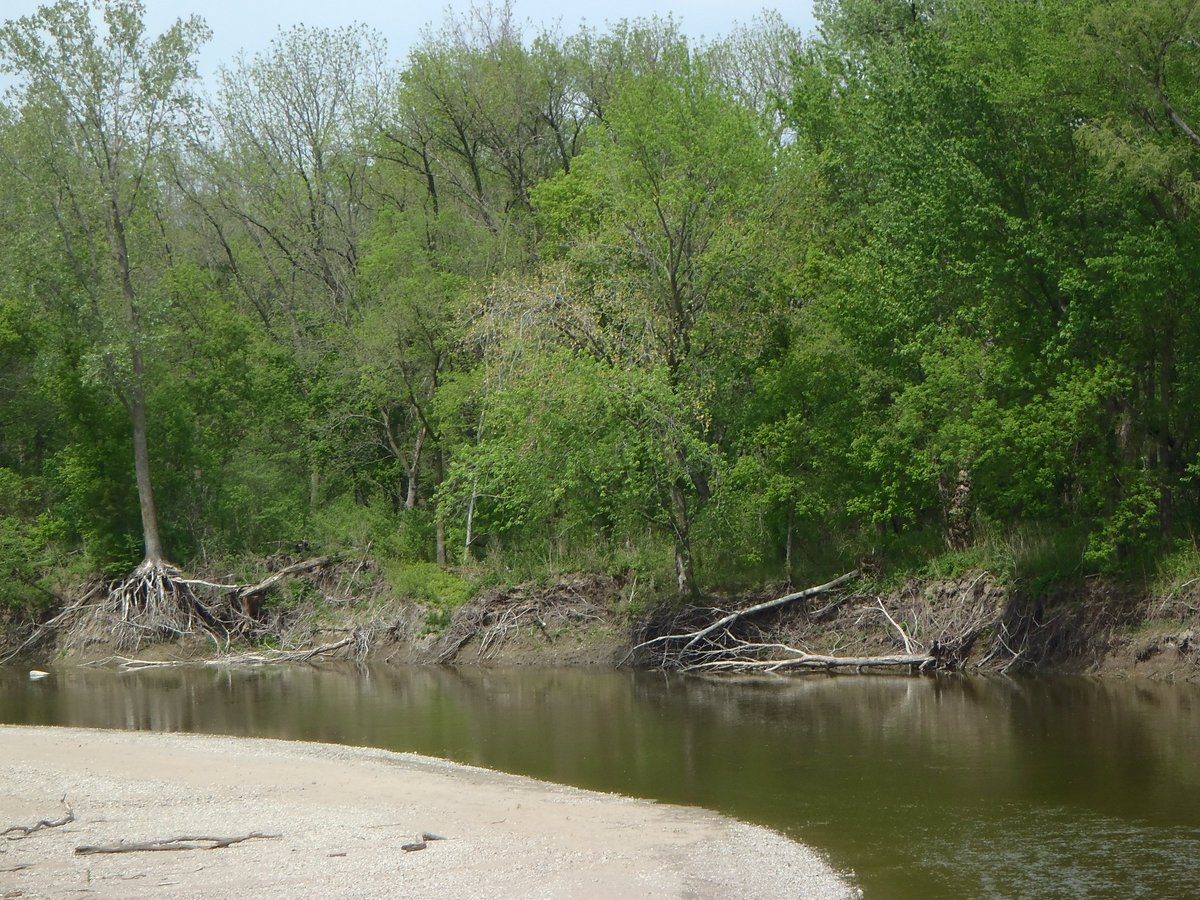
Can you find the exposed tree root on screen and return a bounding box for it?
[2,798,74,840]
[6,556,341,659]
[112,560,220,637]
[75,832,280,854]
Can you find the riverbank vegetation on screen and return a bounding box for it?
[2,1,1200,662]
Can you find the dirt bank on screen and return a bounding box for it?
[7,562,1198,679]
[0,726,857,900]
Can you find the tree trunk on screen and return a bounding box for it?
[130,377,163,564]
[434,448,447,566]
[405,424,426,510]
[463,486,478,565]
[940,466,974,552]
[112,198,164,564]
[436,518,447,566]
[1159,320,1175,537]
[669,478,696,598]
[784,504,795,590]
[309,469,321,508]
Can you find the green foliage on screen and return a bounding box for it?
[854,520,1089,595]
[1084,471,1165,573]
[308,496,399,556]
[1151,542,1200,601]
[4,1,1200,607]
[0,469,45,610]
[384,561,475,632]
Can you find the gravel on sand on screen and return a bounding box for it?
[0,725,858,899]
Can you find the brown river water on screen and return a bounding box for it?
[1,666,1197,898]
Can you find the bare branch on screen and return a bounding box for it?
[76,833,280,855]
[2,798,74,840]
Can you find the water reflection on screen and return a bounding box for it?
[2,667,1197,899]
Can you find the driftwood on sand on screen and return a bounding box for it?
[2,798,74,839]
[75,833,280,855]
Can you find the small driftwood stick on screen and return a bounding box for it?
[2,798,74,839]
[75,832,280,855]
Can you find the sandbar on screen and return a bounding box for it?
[0,725,857,898]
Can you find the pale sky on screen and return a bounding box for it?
[2,1,820,81]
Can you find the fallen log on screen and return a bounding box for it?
[75,832,279,855]
[626,571,995,674]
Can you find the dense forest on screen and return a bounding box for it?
[2,0,1199,618]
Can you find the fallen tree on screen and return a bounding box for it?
[627,570,999,673]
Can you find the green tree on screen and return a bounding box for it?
[0,0,209,571]
[533,56,778,595]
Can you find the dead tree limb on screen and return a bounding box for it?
[680,636,939,673]
[679,570,860,649]
[175,557,333,598]
[75,833,280,855]
[236,557,334,602]
[627,570,1003,673]
[692,653,939,672]
[628,571,859,668]
[98,629,370,669]
[2,798,74,839]
[875,598,916,654]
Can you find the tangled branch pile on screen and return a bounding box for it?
[629,571,1005,674]
[4,556,347,661]
[430,577,610,663]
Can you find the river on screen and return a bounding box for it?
[1,666,1196,898]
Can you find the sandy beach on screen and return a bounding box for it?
[0,726,857,898]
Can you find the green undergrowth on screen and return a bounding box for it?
[851,522,1092,596]
[1148,545,1200,609]
[382,561,476,633]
